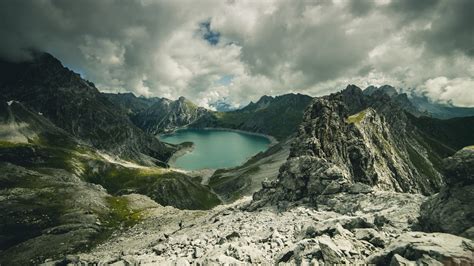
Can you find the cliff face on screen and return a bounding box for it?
[252,85,446,208]
[0,52,174,165]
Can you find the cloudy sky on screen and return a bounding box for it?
[1,0,473,108]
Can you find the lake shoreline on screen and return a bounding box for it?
[161,127,277,171]
[167,143,195,165]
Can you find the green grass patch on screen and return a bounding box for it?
[346,110,367,124]
[0,141,76,172]
[83,164,221,210]
[463,145,474,151]
[0,140,33,148]
[104,196,142,228]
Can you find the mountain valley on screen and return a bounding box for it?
[0,53,473,265]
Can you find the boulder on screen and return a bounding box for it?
[367,232,474,265]
[317,235,344,264]
[420,148,474,239]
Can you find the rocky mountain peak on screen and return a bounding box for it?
[364,85,398,97]
[251,85,445,209]
[0,52,175,165]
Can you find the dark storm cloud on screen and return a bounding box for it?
[0,0,472,106]
[387,0,440,20]
[347,0,375,17]
[414,0,474,57]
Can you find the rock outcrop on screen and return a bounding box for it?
[420,147,474,239]
[368,232,474,265]
[251,85,446,209]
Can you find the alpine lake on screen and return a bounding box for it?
[160,129,272,171]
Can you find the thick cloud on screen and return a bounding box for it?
[422,77,474,107]
[0,0,472,107]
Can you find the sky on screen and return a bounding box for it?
[0,0,473,108]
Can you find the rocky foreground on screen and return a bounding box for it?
[51,189,473,265]
[52,146,474,265]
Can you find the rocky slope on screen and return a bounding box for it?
[103,92,160,116]
[251,85,448,211]
[131,96,212,135]
[0,97,220,264]
[420,146,474,239]
[62,191,473,265]
[0,52,175,166]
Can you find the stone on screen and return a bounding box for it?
[276,247,295,263]
[348,182,373,194]
[353,228,385,247]
[193,247,203,259]
[334,223,353,237]
[109,261,127,266]
[226,231,240,240]
[417,255,443,266]
[390,254,414,266]
[322,181,342,195]
[152,244,166,255]
[317,235,344,264]
[175,258,190,266]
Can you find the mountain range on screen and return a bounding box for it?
[0,52,473,264]
[105,91,313,140]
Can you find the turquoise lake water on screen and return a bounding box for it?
[160,129,271,170]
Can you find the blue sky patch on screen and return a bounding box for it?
[216,74,234,86]
[199,20,220,45]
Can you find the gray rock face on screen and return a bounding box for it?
[420,147,474,239]
[368,232,474,265]
[252,85,444,208]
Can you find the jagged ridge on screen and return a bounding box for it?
[251,85,459,209]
